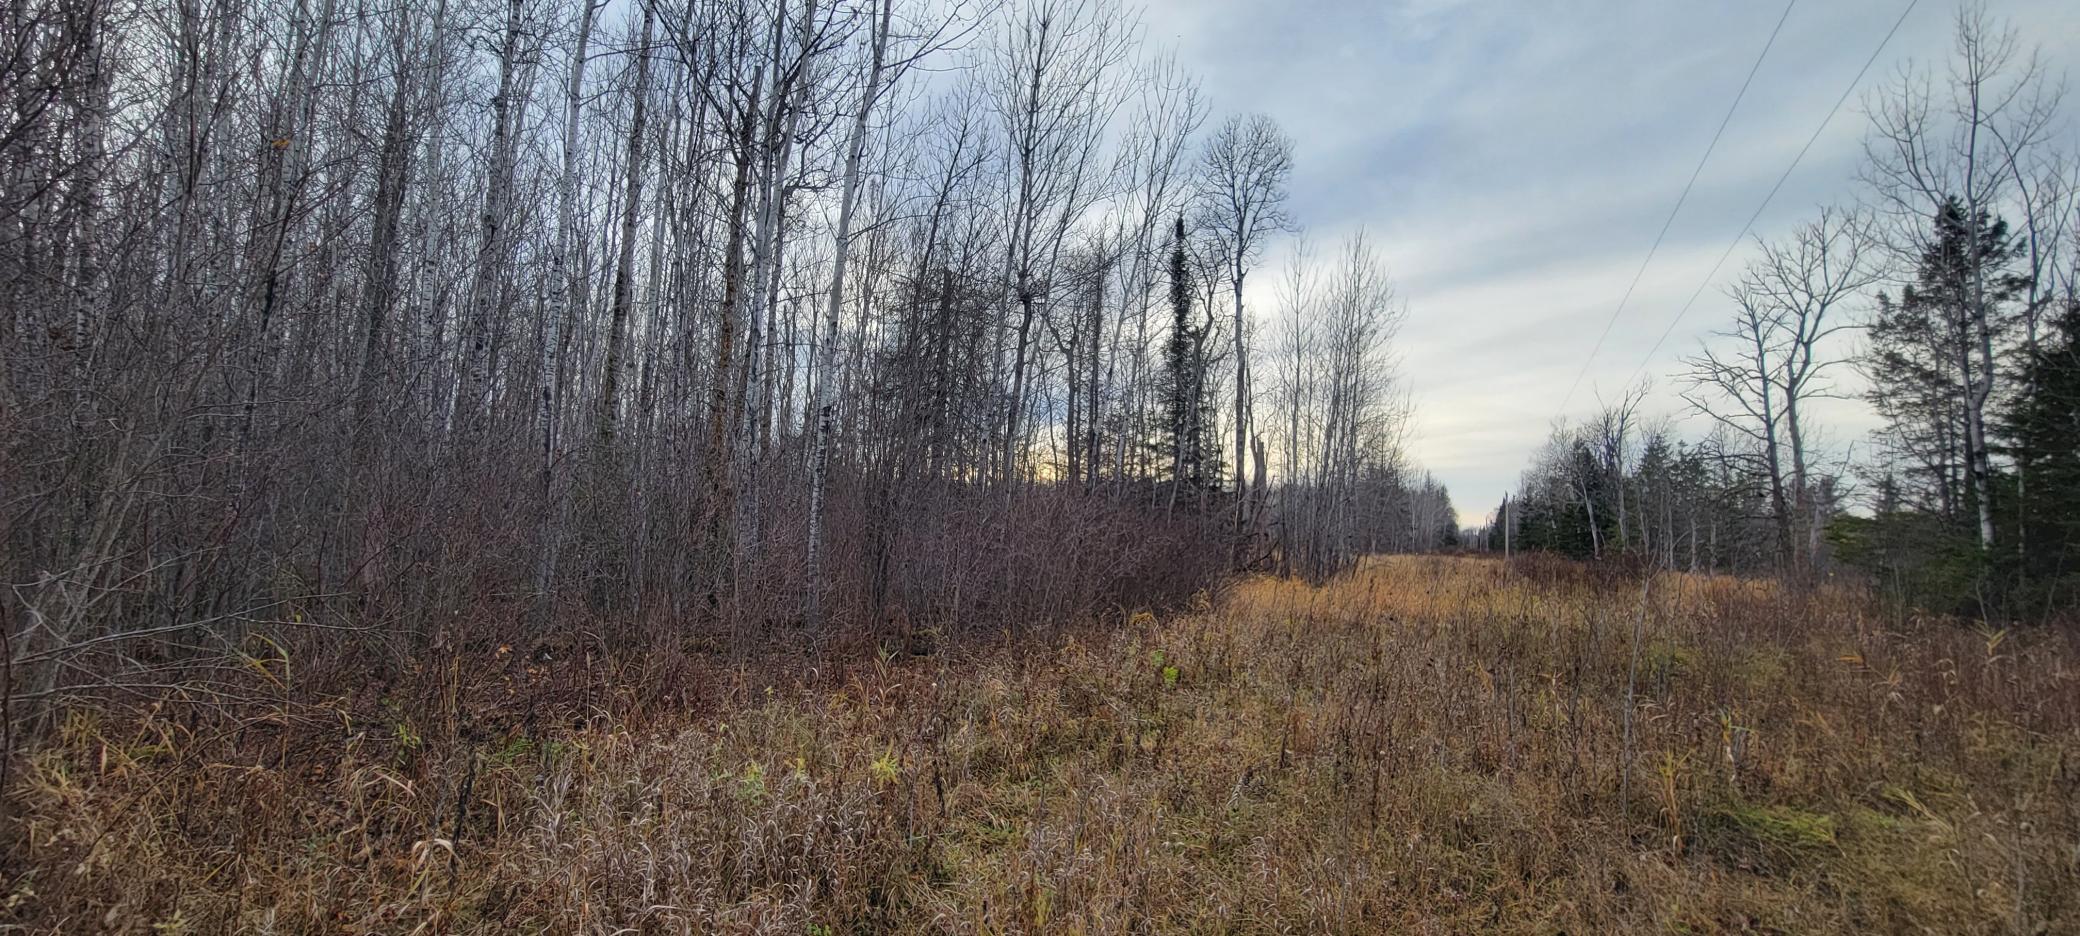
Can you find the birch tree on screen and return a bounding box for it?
[1861,4,2062,549]
[807,0,893,629]
[987,0,1133,487]
[1195,112,1292,556]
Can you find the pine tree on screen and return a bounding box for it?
[1999,299,2080,597]
[1864,197,2028,535]
[1162,216,1214,495]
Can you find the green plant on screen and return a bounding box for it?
[738,761,767,802]
[869,748,900,786]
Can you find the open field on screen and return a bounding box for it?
[6,555,2078,933]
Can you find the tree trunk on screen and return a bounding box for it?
[1233,270,1248,559]
[807,0,889,630]
[535,0,597,629]
[595,5,653,453]
[458,0,527,436]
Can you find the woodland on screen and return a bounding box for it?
[3,0,2079,931]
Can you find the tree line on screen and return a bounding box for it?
[1481,6,2079,621]
[1,0,1457,724]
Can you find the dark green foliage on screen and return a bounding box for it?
[1827,481,1990,618]
[1997,300,2080,610]
[1160,216,1220,495]
[1863,197,2029,531]
[1512,445,1603,561]
[1502,428,1769,573]
[1836,198,2080,619]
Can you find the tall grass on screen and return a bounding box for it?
[6,556,2077,932]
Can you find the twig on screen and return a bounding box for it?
[1619,571,1654,830]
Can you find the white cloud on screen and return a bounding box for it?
[1144,0,2080,525]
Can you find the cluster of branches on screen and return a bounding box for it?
[1489,6,2080,620]
[0,0,1451,729]
[1486,390,1815,576]
[1260,233,1445,579]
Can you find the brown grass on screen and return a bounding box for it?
[6,556,2079,933]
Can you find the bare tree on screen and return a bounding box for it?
[1196,112,1292,558]
[533,0,601,628]
[0,0,1399,742]
[987,0,1134,487]
[1684,209,1878,573]
[1269,230,1407,579]
[808,0,894,630]
[457,0,535,437]
[1110,52,1204,491]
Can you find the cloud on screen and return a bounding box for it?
[1144,0,2080,525]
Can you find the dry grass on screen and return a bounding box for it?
[6,556,2079,933]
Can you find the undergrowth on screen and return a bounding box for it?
[5,556,2077,933]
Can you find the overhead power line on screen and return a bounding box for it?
[1623,0,1919,389]
[1553,0,1799,418]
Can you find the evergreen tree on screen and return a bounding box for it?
[1162,215,1217,494]
[1864,198,2028,532]
[1999,299,2080,599]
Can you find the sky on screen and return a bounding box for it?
[1138,0,2080,528]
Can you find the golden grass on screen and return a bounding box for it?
[7,556,2078,933]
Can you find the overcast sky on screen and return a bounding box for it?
[1138,0,2080,527]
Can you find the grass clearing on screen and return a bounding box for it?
[6,556,2077,932]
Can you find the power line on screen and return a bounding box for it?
[1553,0,1798,417]
[1623,0,1919,391]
